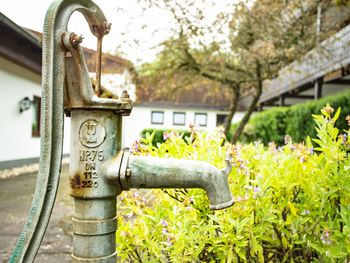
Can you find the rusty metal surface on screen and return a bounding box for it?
[69,110,121,199]
[62,32,132,115]
[69,110,121,262]
[95,37,103,97]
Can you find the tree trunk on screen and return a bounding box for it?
[223,85,240,138]
[230,63,263,144]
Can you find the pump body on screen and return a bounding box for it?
[69,110,121,262]
[10,0,234,262]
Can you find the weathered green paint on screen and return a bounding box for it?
[69,110,121,262]
[104,152,234,210]
[127,155,233,210]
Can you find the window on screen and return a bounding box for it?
[32,96,41,137]
[173,112,186,126]
[216,114,228,126]
[195,113,207,127]
[151,111,164,124]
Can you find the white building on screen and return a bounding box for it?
[123,104,243,147]
[0,14,71,169]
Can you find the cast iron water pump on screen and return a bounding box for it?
[10,0,234,262]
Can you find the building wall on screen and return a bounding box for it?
[0,56,70,163]
[122,105,244,147]
[0,55,243,163]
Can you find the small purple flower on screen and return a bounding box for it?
[302,210,310,215]
[309,147,314,155]
[321,230,332,245]
[162,228,168,235]
[300,156,305,163]
[163,131,170,141]
[253,187,261,193]
[160,219,168,227]
[132,191,139,198]
[126,212,134,218]
[217,126,225,135]
[132,140,141,153]
[339,133,347,145]
[166,237,173,246]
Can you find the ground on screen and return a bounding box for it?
[0,165,73,262]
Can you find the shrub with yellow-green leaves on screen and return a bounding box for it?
[117,105,350,262]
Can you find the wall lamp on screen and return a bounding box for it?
[19,97,32,113]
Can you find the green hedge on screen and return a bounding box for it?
[118,112,350,261]
[235,89,350,145]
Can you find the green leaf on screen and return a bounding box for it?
[312,138,323,147]
[227,249,234,263]
[329,246,347,258]
[306,136,313,148]
[282,236,288,249]
[309,242,324,254]
[333,107,341,122]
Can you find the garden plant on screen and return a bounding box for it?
[117,105,350,262]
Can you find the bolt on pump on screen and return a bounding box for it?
[10,0,234,262]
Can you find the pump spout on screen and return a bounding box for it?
[105,152,234,210]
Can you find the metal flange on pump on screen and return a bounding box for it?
[10,0,234,262]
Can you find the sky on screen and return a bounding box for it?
[0,0,232,65]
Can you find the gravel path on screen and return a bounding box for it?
[0,164,73,262]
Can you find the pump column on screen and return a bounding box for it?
[69,109,122,262]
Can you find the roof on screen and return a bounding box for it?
[136,77,234,111]
[260,22,350,104]
[83,47,134,75]
[0,13,42,74]
[0,13,134,76]
[259,3,350,106]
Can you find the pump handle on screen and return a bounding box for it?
[10,1,109,262]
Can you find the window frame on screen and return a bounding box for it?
[195,113,207,127]
[151,111,164,125]
[216,114,228,126]
[32,95,41,137]
[173,112,186,126]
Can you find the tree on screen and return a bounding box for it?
[116,0,345,143]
